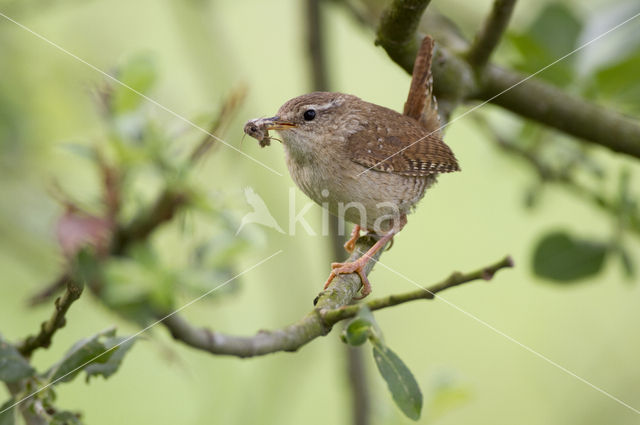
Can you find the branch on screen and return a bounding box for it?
[18,278,84,357]
[477,66,640,159]
[321,255,513,323]
[375,0,432,73]
[306,0,330,92]
[466,0,518,70]
[162,238,513,358]
[368,0,640,159]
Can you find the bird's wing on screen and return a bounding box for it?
[345,109,459,177]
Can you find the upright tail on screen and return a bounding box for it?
[403,36,442,135]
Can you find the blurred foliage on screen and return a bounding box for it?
[0,328,132,425]
[1,52,256,423]
[1,0,640,424]
[487,2,640,285]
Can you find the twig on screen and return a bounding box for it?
[110,190,188,255]
[321,255,514,323]
[28,273,69,306]
[479,119,640,236]
[189,86,247,163]
[306,0,330,92]
[162,240,513,358]
[466,0,518,70]
[18,278,84,357]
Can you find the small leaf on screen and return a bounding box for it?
[371,339,423,420]
[84,336,136,382]
[111,54,157,114]
[532,230,608,282]
[46,328,126,384]
[342,318,372,346]
[0,336,35,383]
[0,399,16,425]
[509,3,582,86]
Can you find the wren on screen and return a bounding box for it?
[243,37,459,298]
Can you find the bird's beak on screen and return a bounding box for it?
[260,116,296,130]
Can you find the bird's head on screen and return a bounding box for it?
[246,92,357,160]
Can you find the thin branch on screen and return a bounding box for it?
[479,119,640,236]
[466,0,518,70]
[28,273,69,306]
[18,278,84,357]
[189,85,247,163]
[162,240,513,358]
[306,0,330,92]
[321,255,514,323]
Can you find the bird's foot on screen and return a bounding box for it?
[343,225,362,253]
[323,256,372,299]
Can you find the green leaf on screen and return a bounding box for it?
[0,399,16,425]
[112,54,157,114]
[509,3,582,86]
[341,318,372,346]
[0,336,35,383]
[528,3,582,59]
[532,230,608,282]
[371,339,423,420]
[84,336,136,382]
[46,328,135,384]
[589,48,640,113]
[341,305,384,346]
[47,330,116,383]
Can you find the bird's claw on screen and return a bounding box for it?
[323,258,372,298]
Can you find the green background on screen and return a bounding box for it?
[1,0,639,423]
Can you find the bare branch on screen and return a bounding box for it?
[306,0,330,92]
[162,236,382,357]
[477,66,640,159]
[466,0,518,70]
[18,278,84,357]
[162,240,513,358]
[321,255,514,323]
[189,85,247,163]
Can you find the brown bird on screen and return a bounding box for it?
[244,37,459,298]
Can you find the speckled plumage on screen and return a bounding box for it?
[266,92,458,231]
[243,36,459,297]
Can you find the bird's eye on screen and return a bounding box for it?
[303,109,316,121]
